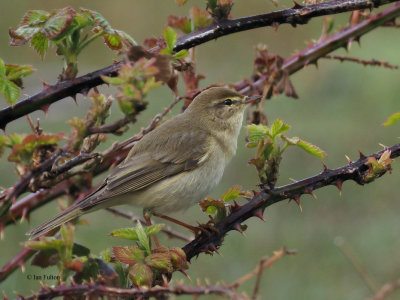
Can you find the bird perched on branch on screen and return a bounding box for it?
[27,87,261,239]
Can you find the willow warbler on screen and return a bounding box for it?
[27,87,261,239]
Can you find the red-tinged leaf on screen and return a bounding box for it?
[6,64,36,82]
[112,246,144,265]
[64,258,83,272]
[143,38,159,49]
[190,6,212,30]
[80,8,113,33]
[9,27,40,46]
[41,7,76,39]
[129,262,153,287]
[19,10,49,26]
[175,0,188,6]
[145,253,173,273]
[167,15,192,34]
[170,248,189,270]
[103,33,122,50]
[221,186,251,202]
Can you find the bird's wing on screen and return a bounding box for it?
[78,129,210,210]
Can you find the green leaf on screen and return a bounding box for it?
[41,7,76,39]
[221,185,250,202]
[0,135,7,157]
[383,112,400,127]
[270,119,290,138]
[1,80,20,106]
[19,10,49,26]
[101,75,125,85]
[25,237,65,251]
[145,253,173,273]
[112,246,144,265]
[0,59,5,78]
[144,224,165,237]
[9,26,40,46]
[80,8,113,33]
[163,27,177,51]
[136,221,150,255]
[103,33,122,50]
[173,49,189,59]
[175,0,188,5]
[6,64,35,81]
[109,228,139,240]
[115,30,137,46]
[287,137,327,158]
[30,33,49,59]
[129,262,153,287]
[245,124,269,143]
[114,261,128,288]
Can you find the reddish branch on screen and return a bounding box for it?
[12,282,242,300]
[182,143,400,260]
[368,279,400,300]
[323,54,398,69]
[1,0,399,129]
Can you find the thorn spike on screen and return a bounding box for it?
[321,161,328,171]
[335,181,343,196]
[358,150,366,159]
[233,223,246,236]
[253,209,266,221]
[345,155,352,163]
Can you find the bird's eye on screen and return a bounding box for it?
[223,99,233,106]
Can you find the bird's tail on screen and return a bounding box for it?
[26,205,83,240]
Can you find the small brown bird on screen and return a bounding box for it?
[27,87,260,239]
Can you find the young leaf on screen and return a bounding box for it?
[175,0,188,5]
[0,59,5,78]
[136,221,151,255]
[245,124,269,143]
[144,224,165,237]
[103,33,122,50]
[173,49,189,59]
[112,246,144,265]
[41,7,76,39]
[163,27,177,52]
[288,137,327,158]
[145,253,173,273]
[101,75,125,85]
[109,228,139,240]
[30,33,49,59]
[383,111,400,127]
[270,119,290,138]
[1,80,20,106]
[190,6,212,29]
[0,136,7,157]
[129,262,153,287]
[6,64,35,82]
[221,185,251,202]
[19,10,49,26]
[80,8,113,33]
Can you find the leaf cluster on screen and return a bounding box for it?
[0,59,35,106]
[110,222,189,288]
[246,119,327,187]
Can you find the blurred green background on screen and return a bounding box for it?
[1,0,400,299]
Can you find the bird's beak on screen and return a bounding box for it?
[244,95,262,104]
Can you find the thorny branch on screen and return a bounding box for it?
[1,3,399,283]
[1,0,399,129]
[322,54,398,69]
[182,143,400,260]
[11,282,244,300]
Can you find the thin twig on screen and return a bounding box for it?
[231,247,295,289]
[367,279,400,300]
[106,207,193,242]
[334,237,379,293]
[323,54,398,69]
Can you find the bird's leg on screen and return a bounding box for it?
[143,209,160,248]
[152,212,213,236]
